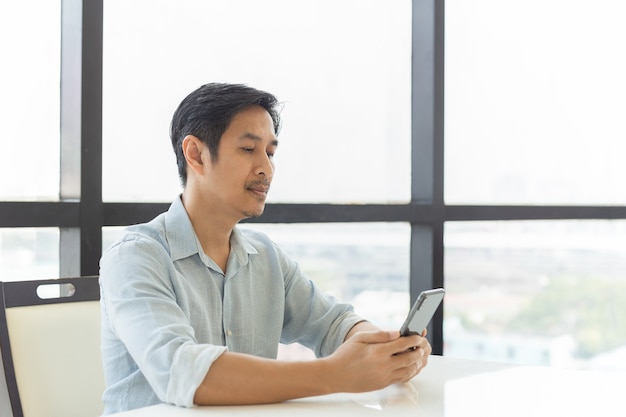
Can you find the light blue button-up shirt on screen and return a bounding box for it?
[99,197,362,414]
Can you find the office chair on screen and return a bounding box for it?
[0,276,104,417]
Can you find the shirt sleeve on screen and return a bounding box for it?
[276,244,365,357]
[100,235,227,408]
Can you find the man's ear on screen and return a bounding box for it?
[181,135,206,177]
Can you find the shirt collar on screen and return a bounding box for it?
[164,196,199,262]
[229,226,259,266]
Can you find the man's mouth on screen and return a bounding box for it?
[247,182,270,197]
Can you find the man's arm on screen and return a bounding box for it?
[193,330,429,405]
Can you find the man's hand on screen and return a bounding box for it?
[322,329,431,393]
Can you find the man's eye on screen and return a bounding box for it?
[242,147,254,153]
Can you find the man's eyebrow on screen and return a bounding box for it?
[239,132,279,147]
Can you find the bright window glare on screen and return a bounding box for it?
[445,0,626,205]
[102,0,411,203]
[0,1,60,201]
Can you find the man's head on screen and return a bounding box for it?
[170,83,282,186]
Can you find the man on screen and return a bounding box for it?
[99,83,431,414]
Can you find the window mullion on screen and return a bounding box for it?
[410,0,445,354]
[59,0,83,277]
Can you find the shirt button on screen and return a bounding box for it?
[227,329,232,337]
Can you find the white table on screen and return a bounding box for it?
[111,355,626,416]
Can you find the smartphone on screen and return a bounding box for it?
[399,288,445,336]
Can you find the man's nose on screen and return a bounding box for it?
[256,153,274,179]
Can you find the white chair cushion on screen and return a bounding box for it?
[6,300,104,417]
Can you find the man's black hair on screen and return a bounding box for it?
[170,82,282,186]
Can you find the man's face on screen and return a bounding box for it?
[201,105,278,220]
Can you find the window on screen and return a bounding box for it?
[443,0,626,369]
[102,0,412,204]
[445,0,626,205]
[0,0,61,201]
[445,220,626,369]
[0,228,59,282]
[5,0,626,368]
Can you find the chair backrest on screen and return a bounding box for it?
[0,277,104,417]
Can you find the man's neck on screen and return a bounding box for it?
[180,192,237,272]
